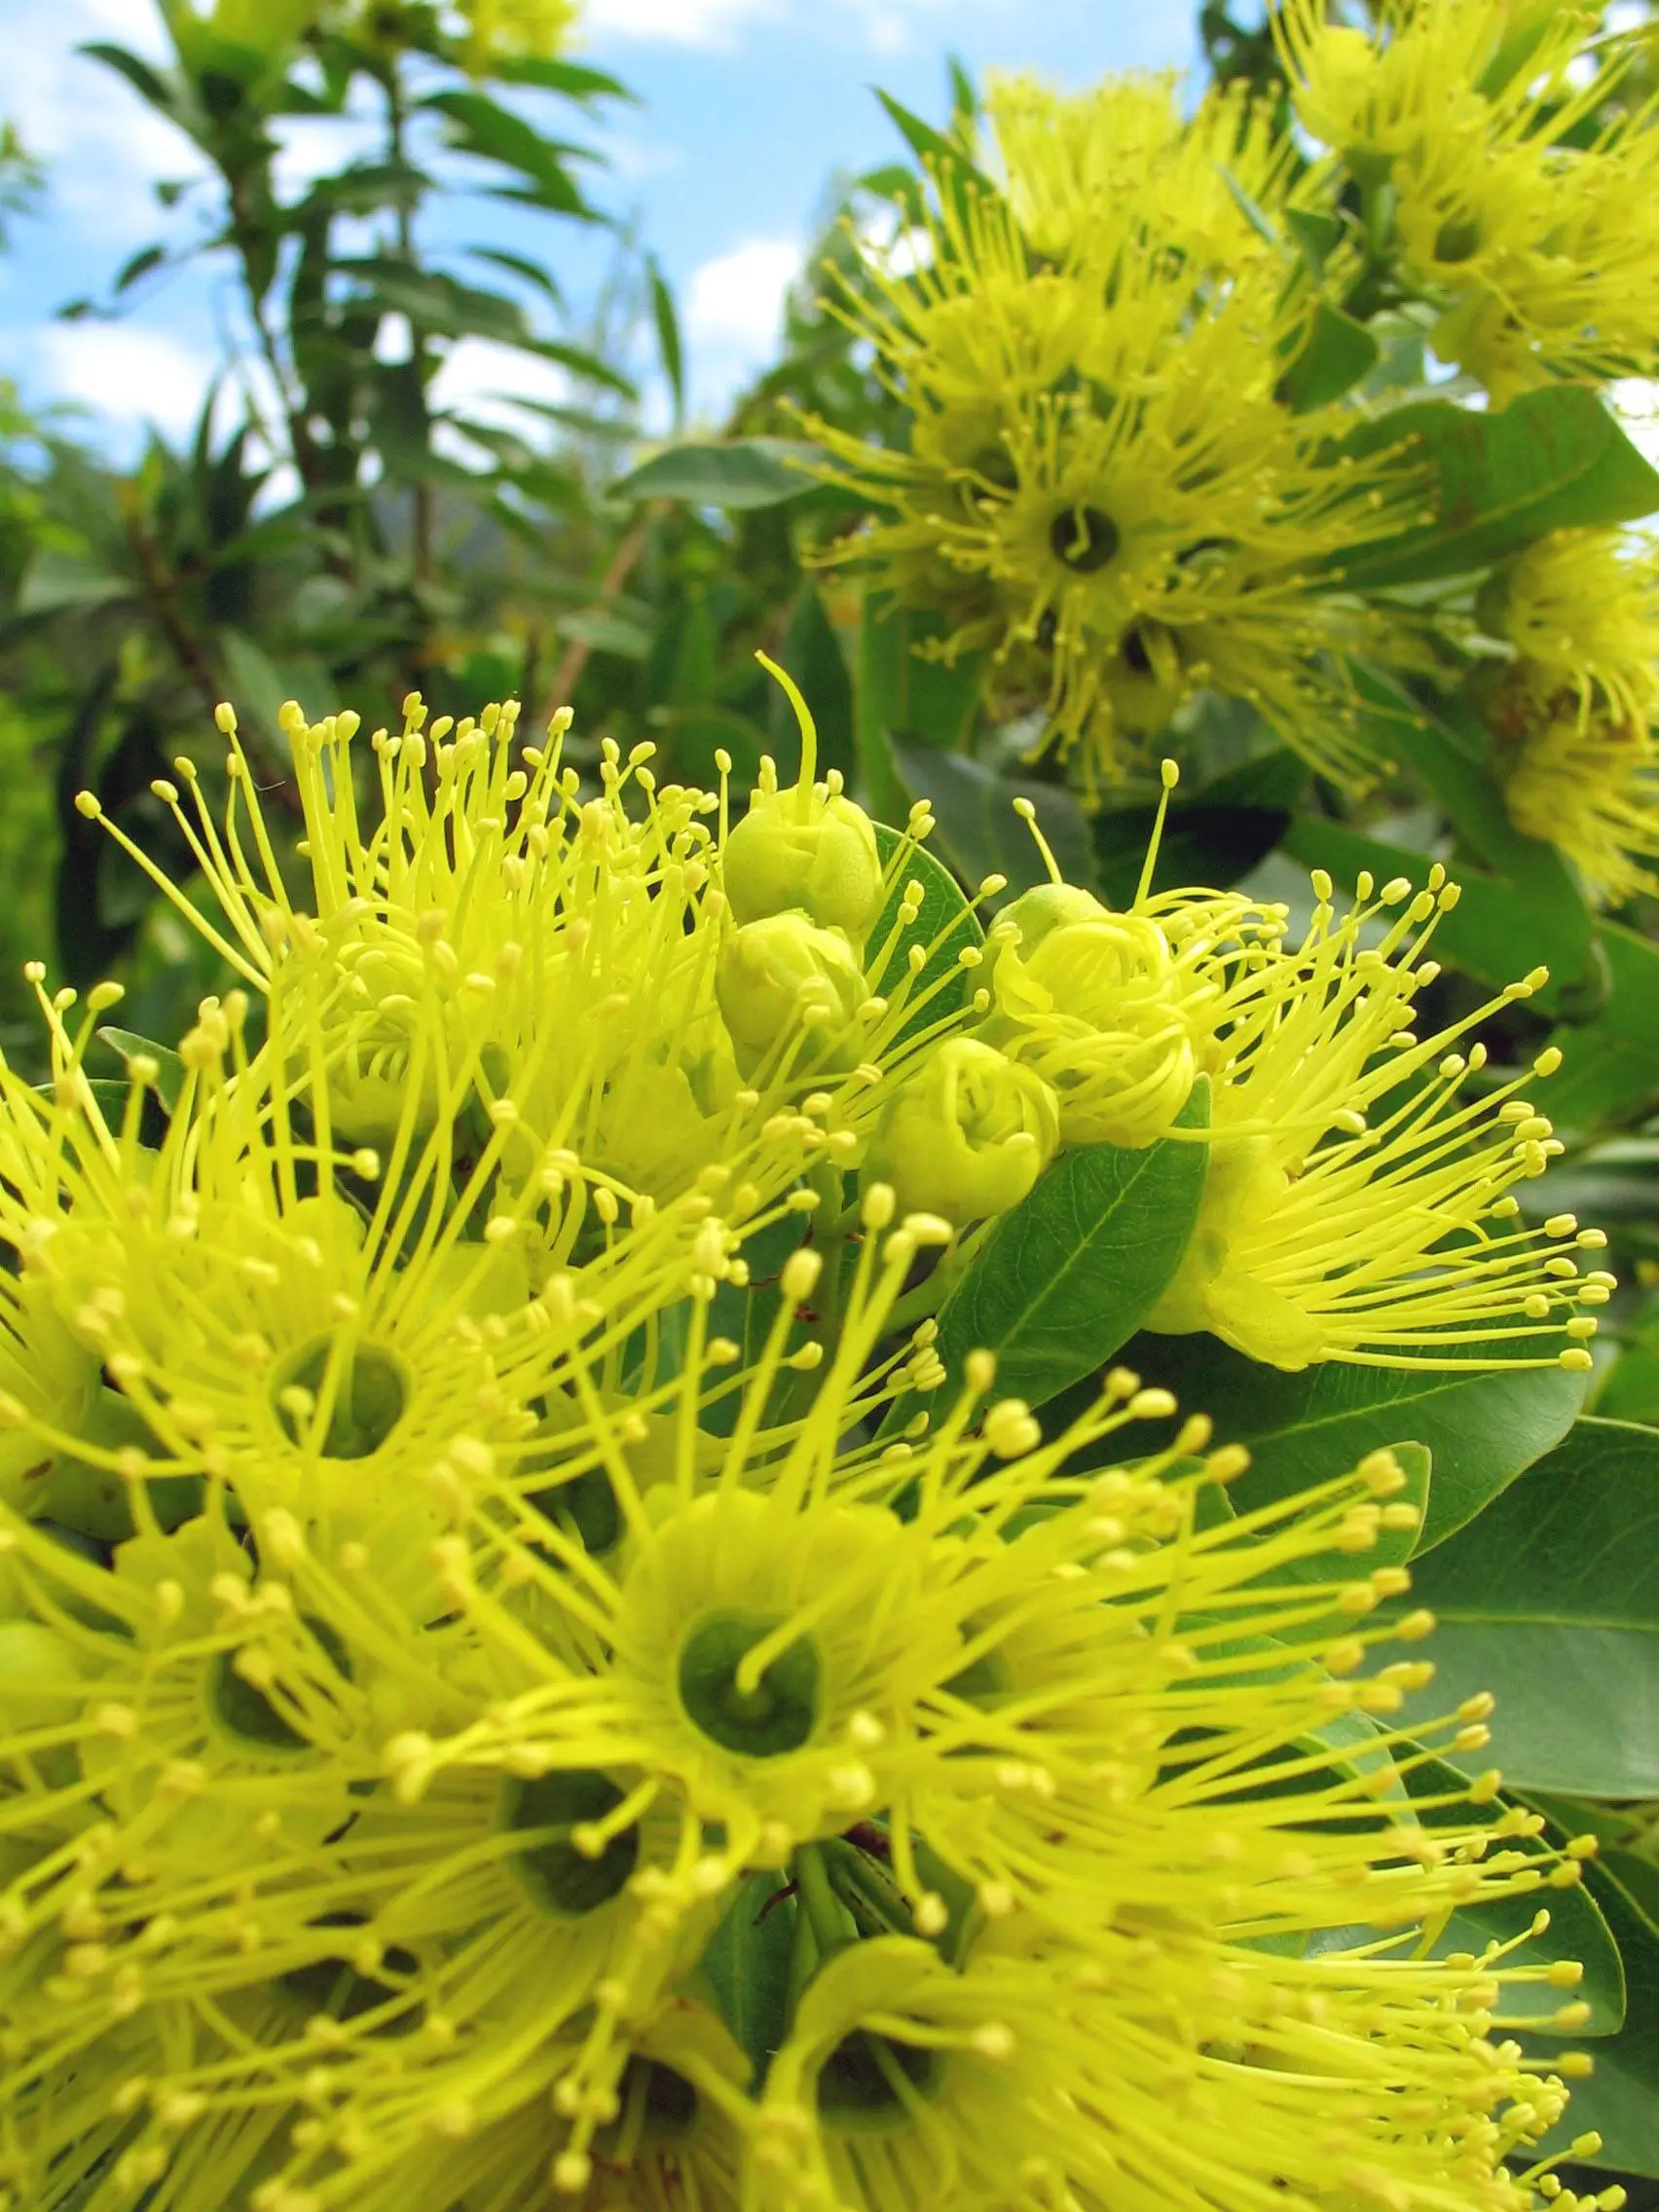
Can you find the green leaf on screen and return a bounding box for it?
[1276,819,1595,1013]
[927,1082,1210,1412]
[16,552,133,619]
[1283,206,1345,276]
[96,1027,184,1111]
[1541,920,1659,1130]
[1403,1416,1659,1798]
[609,437,822,509]
[467,244,564,308]
[79,41,177,118]
[341,260,531,346]
[1116,1332,1586,1553]
[1274,301,1379,413]
[867,822,983,1051]
[1359,1756,1628,2036]
[1332,387,1659,590]
[113,242,166,294]
[1526,1862,1659,2175]
[896,749,1097,901]
[491,55,633,101]
[1093,752,1309,906]
[424,89,595,211]
[646,252,684,429]
[875,88,994,226]
[695,1870,793,2084]
[772,588,854,785]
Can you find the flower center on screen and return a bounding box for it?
[1050,504,1120,573]
[208,1614,351,1751]
[818,2031,940,2127]
[679,1612,821,1757]
[528,1466,621,1557]
[499,1768,641,1916]
[274,1338,408,1459]
[594,2058,700,2159]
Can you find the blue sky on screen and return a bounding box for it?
[0,0,1200,456]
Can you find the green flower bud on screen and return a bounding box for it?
[864,1037,1059,1225]
[987,911,1199,1149]
[717,913,870,1078]
[723,787,885,942]
[982,882,1107,988]
[726,650,886,941]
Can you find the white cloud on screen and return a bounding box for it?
[29,321,216,442]
[683,236,799,392]
[8,0,200,246]
[584,0,778,45]
[430,334,575,425]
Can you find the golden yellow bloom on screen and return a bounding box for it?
[453,0,576,73]
[1277,0,1659,401]
[804,110,1418,794]
[1147,865,1610,1369]
[73,689,985,1218]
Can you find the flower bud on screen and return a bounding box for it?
[864,1038,1059,1226]
[987,911,1199,1148]
[716,912,870,1077]
[723,787,885,943]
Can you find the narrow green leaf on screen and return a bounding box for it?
[1403,1416,1659,1798]
[78,42,177,117]
[16,552,133,620]
[424,89,595,207]
[1115,1331,1586,1552]
[1283,206,1344,276]
[491,55,634,101]
[868,823,982,1051]
[609,438,821,509]
[929,1082,1210,1412]
[113,243,166,294]
[1274,301,1378,413]
[468,244,565,308]
[1541,920,1659,1129]
[646,252,684,429]
[1332,387,1659,590]
[875,88,994,218]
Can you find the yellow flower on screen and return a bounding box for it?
[1277,0,1659,401]
[1494,678,1659,907]
[862,1035,1058,1224]
[73,689,986,1215]
[978,776,1284,1148]
[1491,529,1659,734]
[1146,866,1611,1369]
[803,132,1419,794]
[453,0,576,74]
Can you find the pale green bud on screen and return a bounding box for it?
[716,912,870,1077]
[723,786,885,942]
[989,911,1198,1149]
[984,882,1107,986]
[864,1037,1059,1226]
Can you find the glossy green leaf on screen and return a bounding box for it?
[609,438,822,509]
[867,822,982,1051]
[1541,921,1659,1130]
[928,1082,1210,1412]
[1332,387,1659,590]
[16,551,133,620]
[1115,1331,1585,1552]
[696,1870,794,2084]
[491,55,633,101]
[875,89,993,226]
[1275,301,1378,412]
[897,749,1097,901]
[1404,1416,1659,1798]
[1527,1862,1659,2175]
[1094,751,1309,906]
[1276,819,1598,1014]
[79,41,177,118]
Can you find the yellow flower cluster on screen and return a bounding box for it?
[0,685,1619,2212]
[1478,529,1659,904]
[1277,0,1659,402]
[801,74,1422,797]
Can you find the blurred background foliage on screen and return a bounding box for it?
[5,0,1659,2186]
